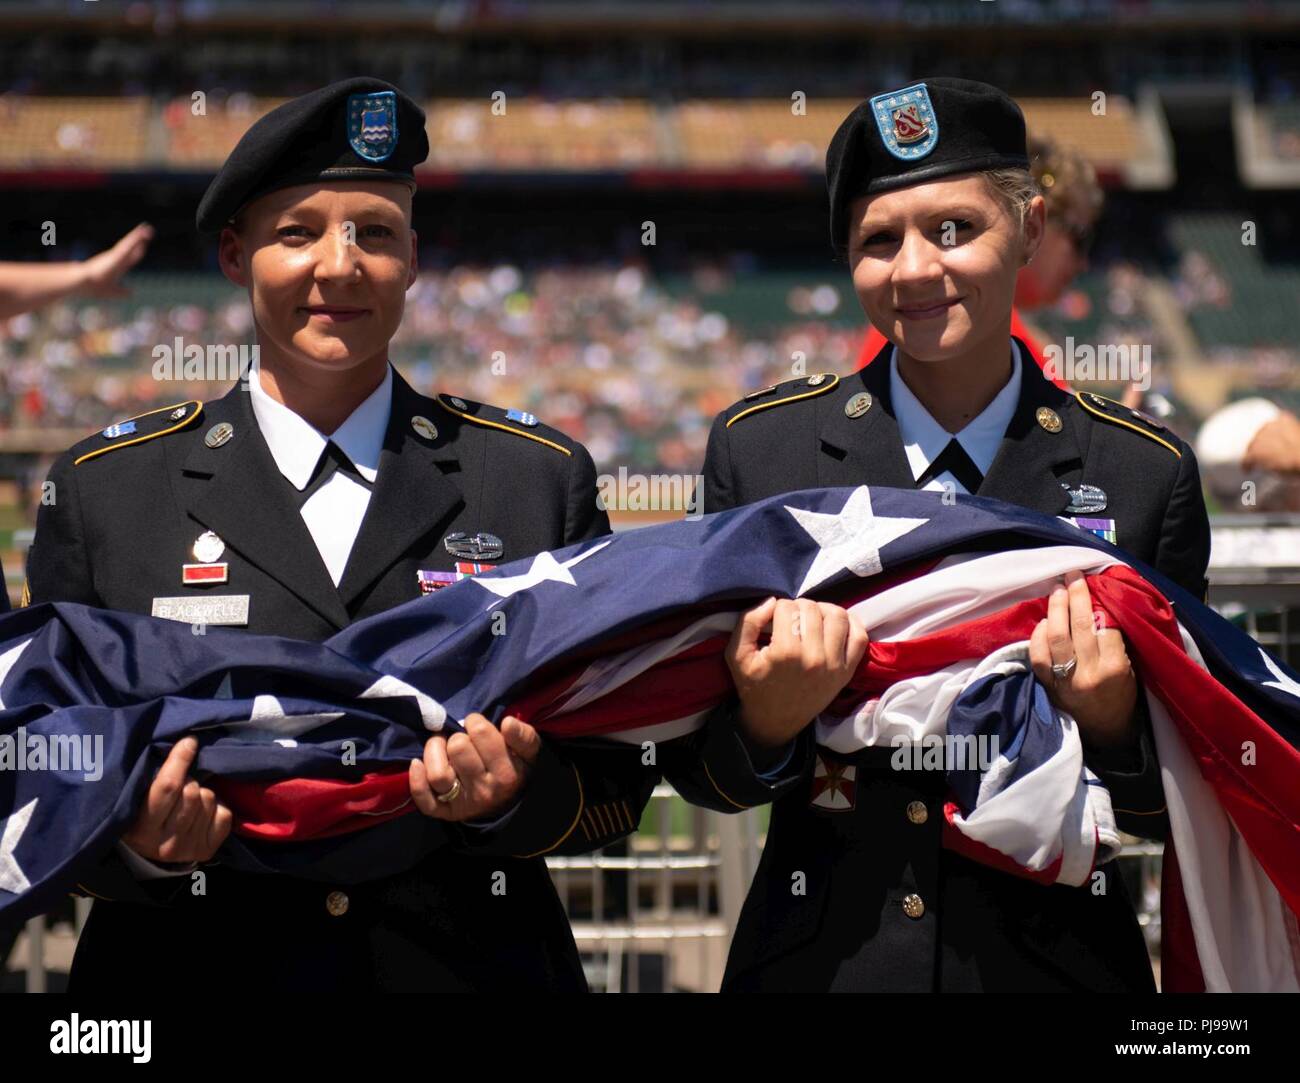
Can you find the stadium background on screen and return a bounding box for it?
[2,0,1298,991]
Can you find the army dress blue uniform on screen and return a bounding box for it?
[699,77,1213,993]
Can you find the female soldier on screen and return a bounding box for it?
[855,131,1104,386]
[704,77,1211,992]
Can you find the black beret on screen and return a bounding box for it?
[826,77,1029,252]
[196,76,429,234]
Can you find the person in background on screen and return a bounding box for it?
[0,223,154,321]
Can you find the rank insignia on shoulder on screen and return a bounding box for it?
[810,752,856,811]
[1075,391,1181,457]
[436,394,571,455]
[74,399,203,466]
[727,373,841,428]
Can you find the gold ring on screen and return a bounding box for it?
[434,776,462,803]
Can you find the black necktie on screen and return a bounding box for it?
[292,440,374,509]
[915,438,984,494]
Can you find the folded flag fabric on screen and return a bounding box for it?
[0,485,1297,992]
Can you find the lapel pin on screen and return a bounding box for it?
[807,373,827,387]
[192,530,226,564]
[505,408,538,427]
[844,392,873,419]
[443,531,504,561]
[205,422,234,448]
[169,405,188,421]
[743,384,777,401]
[102,421,137,439]
[449,396,468,411]
[1036,407,1062,433]
[411,415,438,440]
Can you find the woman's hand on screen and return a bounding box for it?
[1029,571,1138,749]
[409,713,540,821]
[726,597,870,749]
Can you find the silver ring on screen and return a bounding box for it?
[1051,657,1077,680]
[434,776,462,804]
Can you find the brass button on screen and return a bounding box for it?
[902,893,925,920]
[906,800,928,825]
[325,890,350,917]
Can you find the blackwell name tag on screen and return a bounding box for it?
[151,595,250,626]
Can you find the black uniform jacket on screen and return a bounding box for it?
[23,368,678,993]
[701,338,1212,992]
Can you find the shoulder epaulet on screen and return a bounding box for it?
[432,394,572,456]
[1073,392,1181,458]
[72,399,203,466]
[726,373,839,428]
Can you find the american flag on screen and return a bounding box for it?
[0,485,1297,990]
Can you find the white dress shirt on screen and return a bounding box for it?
[890,339,1024,495]
[119,363,394,880]
[247,361,392,586]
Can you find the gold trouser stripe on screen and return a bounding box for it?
[73,400,203,466]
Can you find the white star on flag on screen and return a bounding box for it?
[1260,649,1300,700]
[358,674,447,731]
[0,637,33,710]
[194,692,345,748]
[0,798,36,895]
[475,539,612,603]
[786,486,928,596]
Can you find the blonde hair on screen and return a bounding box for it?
[980,167,1040,239]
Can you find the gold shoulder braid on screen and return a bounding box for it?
[726,374,840,429]
[73,400,203,466]
[1074,392,1181,458]
[433,395,572,456]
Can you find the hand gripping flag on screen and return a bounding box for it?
[1,486,1297,991]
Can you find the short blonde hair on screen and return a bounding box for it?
[980,167,1040,238]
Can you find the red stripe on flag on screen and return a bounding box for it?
[218,770,412,840]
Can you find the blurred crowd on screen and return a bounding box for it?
[0,257,1295,486]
